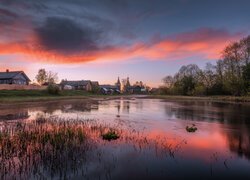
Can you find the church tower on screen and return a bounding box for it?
[126,77,131,87]
[116,77,121,91]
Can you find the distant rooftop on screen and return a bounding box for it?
[60,80,91,86]
[0,70,30,81]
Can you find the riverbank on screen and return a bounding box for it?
[149,95,250,103]
[0,90,137,104]
[1,90,250,104]
[0,90,94,103]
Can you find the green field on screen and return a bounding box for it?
[1,90,250,104]
[0,90,96,103]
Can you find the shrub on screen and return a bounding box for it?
[47,84,60,95]
[193,85,206,96]
[102,131,119,141]
[186,124,198,132]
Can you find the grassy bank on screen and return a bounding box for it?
[149,95,250,103]
[1,90,250,104]
[0,90,137,104]
[0,90,97,103]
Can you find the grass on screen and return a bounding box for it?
[2,89,250,104]
[148,95,250,103]
[0,115,187,179]
[0,90,102,103]
[0,89,93,97]
[0,119,90,179]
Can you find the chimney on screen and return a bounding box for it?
[6,69,9,73]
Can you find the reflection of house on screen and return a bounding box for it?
[60,80,93,91]
[0,69,30,85]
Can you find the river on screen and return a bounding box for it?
[0,97,250,179]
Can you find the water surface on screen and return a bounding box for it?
[0,98,250,179]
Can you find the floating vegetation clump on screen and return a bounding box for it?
[102,131,120,141]
[186,124,198,132]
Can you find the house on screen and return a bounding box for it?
[99,77,121,95]
[91,81,99,87]
[0,69,30,85]
[60,80,93,91]
[126,85,146,94]
[99,85,121,94]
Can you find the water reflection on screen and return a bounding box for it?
[164,101,250,123]
[0,98,250,179]
[0,111,29,120]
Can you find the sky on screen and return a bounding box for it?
[0,0,250,87]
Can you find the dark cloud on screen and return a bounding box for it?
[0,8,18,18]
[35,17,101,53]
[0,8,18,25]
[0,0,250,59]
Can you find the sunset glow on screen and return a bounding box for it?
[0,0,249,86]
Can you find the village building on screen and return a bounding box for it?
[60,80,93,91]
[99,77,121,94]
[0,69,30,85]
[91,81,99,87]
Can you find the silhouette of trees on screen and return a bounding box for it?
[162,35,250,96]
[36,69,47,85]
[36,69,59,85]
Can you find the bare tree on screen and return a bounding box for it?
[47,71,59,84]
[240,35,250,65]
[35,69,58,85]
[163,75,175,88]
[201,63,217,93]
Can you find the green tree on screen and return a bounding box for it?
[36,69,59,85]
[36,69,47,85]
[243,63,250,92]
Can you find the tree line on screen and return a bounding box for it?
[36,69,59,85]
[161,35,250,96]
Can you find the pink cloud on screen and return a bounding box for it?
[0,28,243,64]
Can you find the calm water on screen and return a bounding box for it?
[0,98,250,179]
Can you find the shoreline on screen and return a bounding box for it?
[0,94,250,105]
[147,95,250,103]
[0,94,144,106]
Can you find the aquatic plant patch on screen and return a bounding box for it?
[186,124,198,132]
[102,131,120,141]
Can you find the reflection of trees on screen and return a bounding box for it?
[164,101,250,123]
[223,125,250,160]
[0,111,29,120]
[0,101,100,122]
[165,100,250,160]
